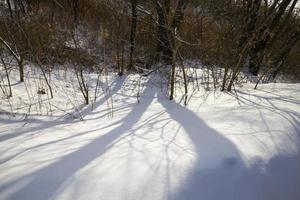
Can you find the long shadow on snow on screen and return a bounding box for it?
[1,77,300,200]
[0,76,126,143]
[157,94,243,200]
[0,78,156,200]
[163,91,300,200]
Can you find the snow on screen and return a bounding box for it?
[0,69,300,200]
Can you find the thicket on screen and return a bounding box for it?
[0,0,299,106]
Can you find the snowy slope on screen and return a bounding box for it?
[0,70,300,200]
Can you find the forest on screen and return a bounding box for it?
[0,0,299,105]
[0,1,300,200]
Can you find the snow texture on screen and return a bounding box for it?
[0,70,300,200]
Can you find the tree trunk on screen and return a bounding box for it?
[128,0,138,70]
[6,0,14,19]
[248,36,268,76]
[0,35,24,82]
[226,0,295,90]
[156,1,172,64]
[238,0,261,49]
[169,50,176,100]
[248,0,294,76]
[18,58,24,82]
[1,54,12,97]
[75,67,89,105]
[271,28,300,79]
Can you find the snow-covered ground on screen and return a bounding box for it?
[0,68,300,200]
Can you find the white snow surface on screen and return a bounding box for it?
[0,69,300,200]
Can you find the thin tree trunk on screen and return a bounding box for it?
[248,0,294,76]
[178,52,188,105]
[128,0,138,70]
[0,35,24,82]
[169,51,176,100]
[75,67,89,105]
[227,0,294,90]
[155,1,172,64]
[221,67,229,91]
[1,54,12,97]
[271,28,300,80]
[79,67,89,104]
[39,64,53,98]
[6,0,14,20]
[18,56,24,82]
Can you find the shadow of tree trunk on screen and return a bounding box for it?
[157,95,244,200]
[0,78,156,200]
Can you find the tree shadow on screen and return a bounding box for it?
[0,77,155,200]
[1,76,299,200]
[234,151,300,200]
[162,88,300,200]
[157,93,244,200]
[0,76,126,143]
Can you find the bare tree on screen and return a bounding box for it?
[224,0,297,91]
[0,35,24,82]
[128,0,138,70]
